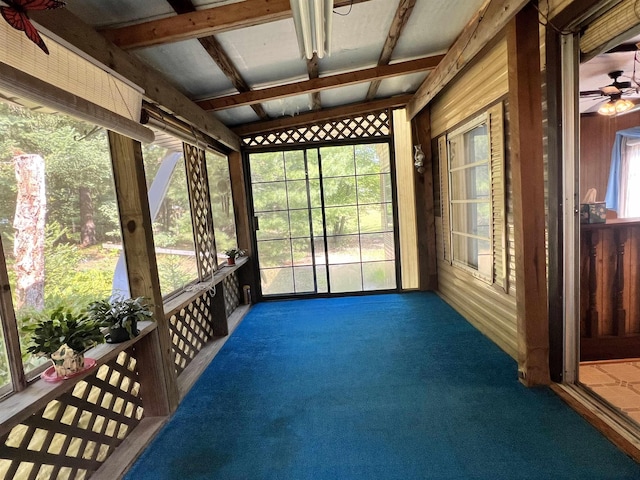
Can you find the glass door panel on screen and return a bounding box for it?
[319,144,396,294]
[249,143,396,297]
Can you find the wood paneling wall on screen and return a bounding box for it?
[393,108,419,289]
[547,0,575,18]
[580,221,640,360]
[430,37,518,359]
[580,111,640,202]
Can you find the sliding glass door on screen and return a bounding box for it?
[248,143,396,297]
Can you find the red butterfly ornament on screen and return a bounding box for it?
[1,0,66,55]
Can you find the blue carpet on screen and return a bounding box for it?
[125,293,640,479]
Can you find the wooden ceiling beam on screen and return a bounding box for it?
[29,8,240,151]
[101,0,372,50]
[406,0,529,120]
[232,95,412,136]
[198,55,444,111]
[199,37,270,120]
[307,55,322,111]
[366,0,416,101]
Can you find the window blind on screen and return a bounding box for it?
[0,21,152,142]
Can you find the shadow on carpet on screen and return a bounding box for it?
[124,292,640,479]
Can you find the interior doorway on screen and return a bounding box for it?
[247,142,398,298]
[575,30,640,424]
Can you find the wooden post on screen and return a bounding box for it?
[412,109,437,290]
[107,131,179,415]
[507,3,550,386]
[228,150,257,302]
[613,228,626,336]
[586,230,599,338]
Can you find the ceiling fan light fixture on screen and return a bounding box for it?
[598,96,634,116]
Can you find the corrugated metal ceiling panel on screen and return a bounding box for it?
[135,40,236,99]
[375,71,429,99]
[65,0,173,28]
[319,0,398,74]
[215,18,307,89]
[262,93,313,118]
[320,83,369,108]
[393,0,485,61]
[212,105,260,126]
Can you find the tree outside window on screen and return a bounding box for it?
[0,101,124,386]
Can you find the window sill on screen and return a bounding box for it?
[163,256,248,318]
[0,320,157,438]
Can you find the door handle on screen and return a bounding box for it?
[254,216,259,230]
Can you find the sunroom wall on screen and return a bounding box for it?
[428,35,519,359]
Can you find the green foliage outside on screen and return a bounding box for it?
[0,104,230,387]
[142,148,200,296]
[206,151,237,255]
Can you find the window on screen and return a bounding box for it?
[205,150,237,261]
[0,100,125,387]
[447,114,493,281]
[606,135,640,218]
[142,144,198,297]
[627,152,640,217]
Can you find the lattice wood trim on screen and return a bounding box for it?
[242,110,391,147]
[168,291,215,375]
[222,273,240,317]
[184,144,217,278]
[0,351,143,480]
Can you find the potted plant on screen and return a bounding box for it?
[24,307,104,378]
[224,248,245,266]
[88,296,153,343]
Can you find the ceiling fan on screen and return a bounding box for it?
[580,70,637,115]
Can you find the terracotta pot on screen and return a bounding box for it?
[227,257,236,266]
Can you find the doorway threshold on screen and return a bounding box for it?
[552,383,640,462]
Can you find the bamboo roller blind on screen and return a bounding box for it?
[580,0,640,54]
[0,21,142,124]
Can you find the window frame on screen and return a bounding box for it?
[446,112,494,283]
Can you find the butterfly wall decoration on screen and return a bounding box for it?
[1,0,66,55]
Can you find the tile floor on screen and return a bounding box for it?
[580,360,640,423]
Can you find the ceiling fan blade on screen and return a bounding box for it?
[579,89,604,97]
[601,85,622,95]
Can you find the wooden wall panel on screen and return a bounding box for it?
[581,224,640,336]
[579,111,640,203]
[547,0,575,18]
[393,109,419,289]
[580,223,640,360]
[431,36,508,138]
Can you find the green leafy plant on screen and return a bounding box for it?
[87,297,153,342]
[23,307,104,357]
[224,248,245,259]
